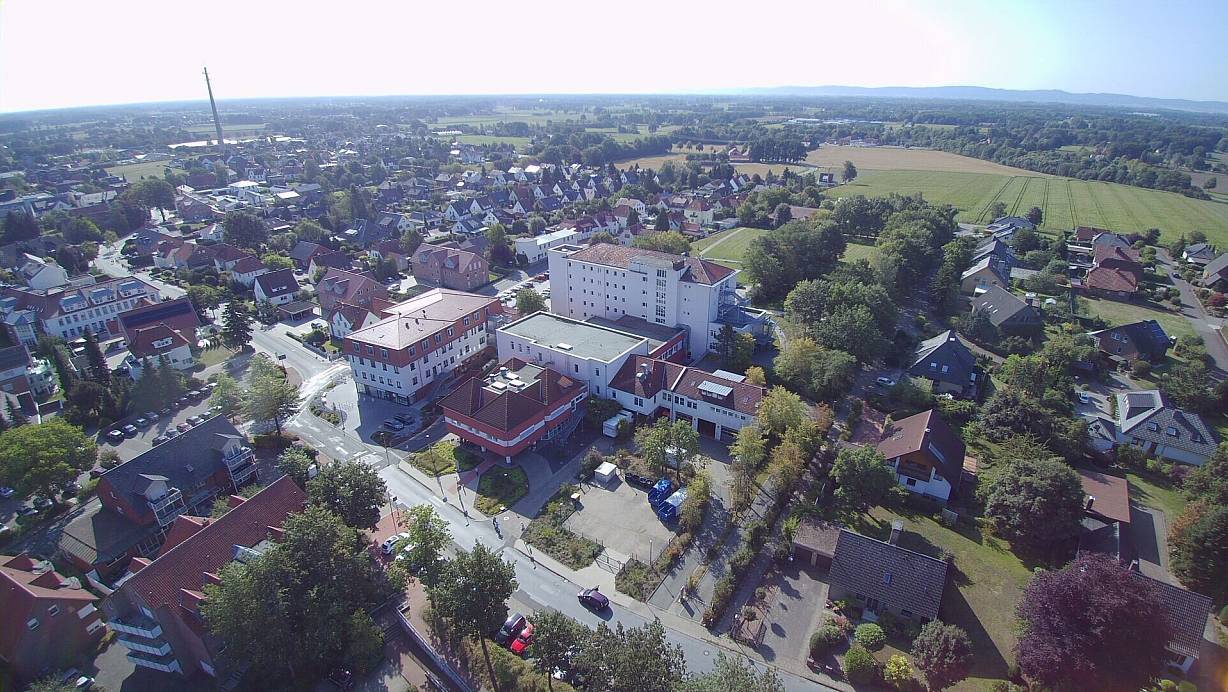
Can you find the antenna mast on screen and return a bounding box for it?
[203,67,225,154]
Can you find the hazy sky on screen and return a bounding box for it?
[2,0,1226,112]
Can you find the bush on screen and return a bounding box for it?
[729,545,755,574]
[1131,359,1152,378]
[809,625,845,657]
[854,622,887,651]
[1219,604,1228,623]
[76,478,99,502]
[827,614,855,635]
[843,644,879,684]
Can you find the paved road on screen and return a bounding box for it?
[95,242,186,299]
[1158,249,1228,376]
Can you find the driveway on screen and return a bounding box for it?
[756,564,833,670]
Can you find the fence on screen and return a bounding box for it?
[387,603,473,692]
[595,550,624,574]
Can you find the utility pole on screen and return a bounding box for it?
[203,67,226,154]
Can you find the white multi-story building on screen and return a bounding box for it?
[342,289,503,405]
[545,243,740,359]
[515,228,578,264]
[0,277,160,343]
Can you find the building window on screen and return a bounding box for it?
[27,618,38,630]
[380,348,388,359]
[47,605,60,616]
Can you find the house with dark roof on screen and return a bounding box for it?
[1181,242,1217,266]
[308,249,353,276]
[1111,390,1218,466]
[876,409,965,501]
[828,526,949,623]
[606,355,765,440]
[1132,572,1213,675]
[317,267,389,315]
[960,255,1011,295]
[439,359,587,461]
[253,268,301,306]
[59,416,259,579]
[1200,252,1228,289]
[969,285,1043,335]
[287,240,325,270]
[117,297,201,347]
[1088,320,1171,363]
[908,330,981,398]
[102,476,305,678]
[0,553,106,683]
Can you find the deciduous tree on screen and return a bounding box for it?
[0,420,96,500]
[427,543,518,692]
[910,621,973,691]
[982,450,1083,555]
[758,387,808,437]
[830,445,895,510]
[531,609,588,691]
[221,300,253,349]
[515,287,546,314]
[633,230,692,255]
[635,417,701,480]
[307,460,386,529]
[244,355,301,435]
[677,653,783,692]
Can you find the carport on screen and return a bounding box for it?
[791,517,840,570]
[278,300,316,321]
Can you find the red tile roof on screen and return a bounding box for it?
[876,409,966,483]
[439,359,585,433]
[1093,244,1142,265]
[1077,468,1132,524]
[566,243,735,285]
[608,357,765,416]
[111,476,305,614]
[1085,266,1138,293]
[127,322,190,359]
[608,355,685,400]
[1,553,98,661]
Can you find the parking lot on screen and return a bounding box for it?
[564,474,677,564]
[495,273,550,309]
[101,389,220,463]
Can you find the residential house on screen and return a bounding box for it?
[118,297,200,346]
[960,255,1011,295]
[412,243,490,291]
[789,517,841,569]
[102,477,306,678]
[228,255,269,288]
[1109,390,1218,465]
[970,238,1017,268]
[1135,572,1213,675]
[514,228,577,264]
[607,355,763,440]
[1200,252,1228,289]
[343,218,393,248]
[18,255,70,291]
[908,330,981,398]
[308,250,352,276]
[1088,319,1171,363]
[876,409,965,501]
[0,553,106,683]
[317,267,390,315]
[439,359,588,462]
[369,239,409,272]
[0,345,38,413]
[827,525,949,623]
[58,416,259,579]
[970,285,1043,335]
[1076,467,1132,562]
[1084,265,1139,299]
[288,240,325,270]
[253,268,301,306]
[1182,242,1218,265]
[125,323,195,378]
[985,215,1035,237]
[328,301,384,341]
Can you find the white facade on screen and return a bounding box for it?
[41,280,161,341]
[890,460,953,501]
[609,382,756,439]
[127,343,195,379]
[546,245,735,357]
[495,316,649,400]
[515,228,578,264]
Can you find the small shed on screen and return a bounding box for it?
[594,461,618,484]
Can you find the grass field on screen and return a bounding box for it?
[1075,294,1196,341]
[693,227,878,267]
[454,134,532,148]
[804,145,1043,175]
[105,160,174,182]
[826,170,1228,244]
[184,122,266,134]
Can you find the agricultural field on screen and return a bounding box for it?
[826,170,1228,245]
[453,134,532,148]
[184,122,266,134]
[105,160,176,182]
[803,145,1042,175]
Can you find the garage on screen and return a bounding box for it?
[791,517,840,570]
[696,418,717,438]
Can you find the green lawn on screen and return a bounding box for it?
[1075,294,1196,341]
[195,346,236,368]
[827,171,1228,245]
[105,160,174,182]
[475,466,529,516]
[454,134,532,148]
[408,440,483,477]
[693,227,765,266]
[844,506,1033,689]
[842,242,877,263]
[1126,470,1188,523]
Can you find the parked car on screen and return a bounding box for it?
[647,479,676,508]
[107,429,125,443]
[382,419,406,431]
[32,496,53,510]
[62,482,80,496]
[135,417,149,429]
[160,406,173,416]
[381,532,411,556]
[176,423,191,433]
[393,413,415,426]
[144,411,160,422]
[60,669,94,690]
[1078,391,1091,404]
[17,505,38,516]
[166,429,181,439]
[494,613,528,646]
[875,376,896,387]
[1,486,16,498]
[187,415,203,426]
[624,473,654,490]
[577,587,609,611]
[510,622,535,657]
[153,434,169,445]
[122,424,138,437]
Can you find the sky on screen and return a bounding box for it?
[2,0,1227,112]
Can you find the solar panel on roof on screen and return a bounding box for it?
[698,381,734,398]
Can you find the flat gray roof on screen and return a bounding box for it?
[586,315,683,352]
[500,312,644,362]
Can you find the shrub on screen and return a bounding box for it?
[809,625,845,657]
[854,623,887,651]
[883,654,914,690]
[843,644,879,684]
[1219,604,1228,623]
[1131,359,1152,378]
[729,545,755,575]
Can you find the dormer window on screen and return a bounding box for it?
[1147,422,1159,432]
[1166,426,1178,437]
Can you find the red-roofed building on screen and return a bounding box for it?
[607,355,765,440]
[317,267,389,315]
[412,243,490,291]
[102,476,306,678]
[875,409,965,501]
[126,322,194,377]
[0,553,106,683]
[1084,265,1139,299]
[439,359,588,461]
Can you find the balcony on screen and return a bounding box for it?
[223,445,253,470]
[149,489,186,527]
[896,461,933,482]
[228,461,257,486]
[118,634,173,657]
[127,649,181,674]
[109,615,163,640]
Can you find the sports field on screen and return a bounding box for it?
[827,171,1228,244]
[105,160,173,181]
[693,226,878,267]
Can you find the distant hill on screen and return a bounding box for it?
[721,85,1228,115]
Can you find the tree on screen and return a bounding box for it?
[531,610,587,690]
[743,221,846,300]
[577,619,686,692]
[982,452,1083,555]
[1016,554,1173,691]
[1184,442,1228,505]
[589,231,617,246]
[515,287,547,314]
[0,420,96,500]
[842,160,858,183]
[714,324,755,372]
[307,461,386,529]
[186,284,223,318]
[277,447,315,487]
[758,387,807,437]
[82,330,111,386]
[843,644,878,684]
[210,373,244,417]
[632,230,691,255]
[773,336,856,400]
[244,356,301,435]
[400,228,423,255]
[911,621,973,691]
[202,506,384,683]
[5,398,28,427]
[883,654,915,691]
[1170,503,1228,602]
[676,653,783,692]
[745,366,767,386]
[132,179,176,222]
[343,609,385,674]
[261,253,294,270]
[426,543,518,692]
[223,210,265,248]
[773,203,792,227]
[634,417,701,480]
[1025,205,1044,225]
[830,445,895,510]
[221,301,253,349]
[26,675,75,692]
[679,469,711,532]
[2,211,40,242]
[395,504,452,587]
[654,211,671,231]
[990,201,1008,219]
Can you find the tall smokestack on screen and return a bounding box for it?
[203,67,225,154]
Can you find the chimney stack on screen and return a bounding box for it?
[889,520,904,546]
[1085,496,1095,511]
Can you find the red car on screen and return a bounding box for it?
[509,622,534,657]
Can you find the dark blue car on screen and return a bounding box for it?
[648,479,676,508]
